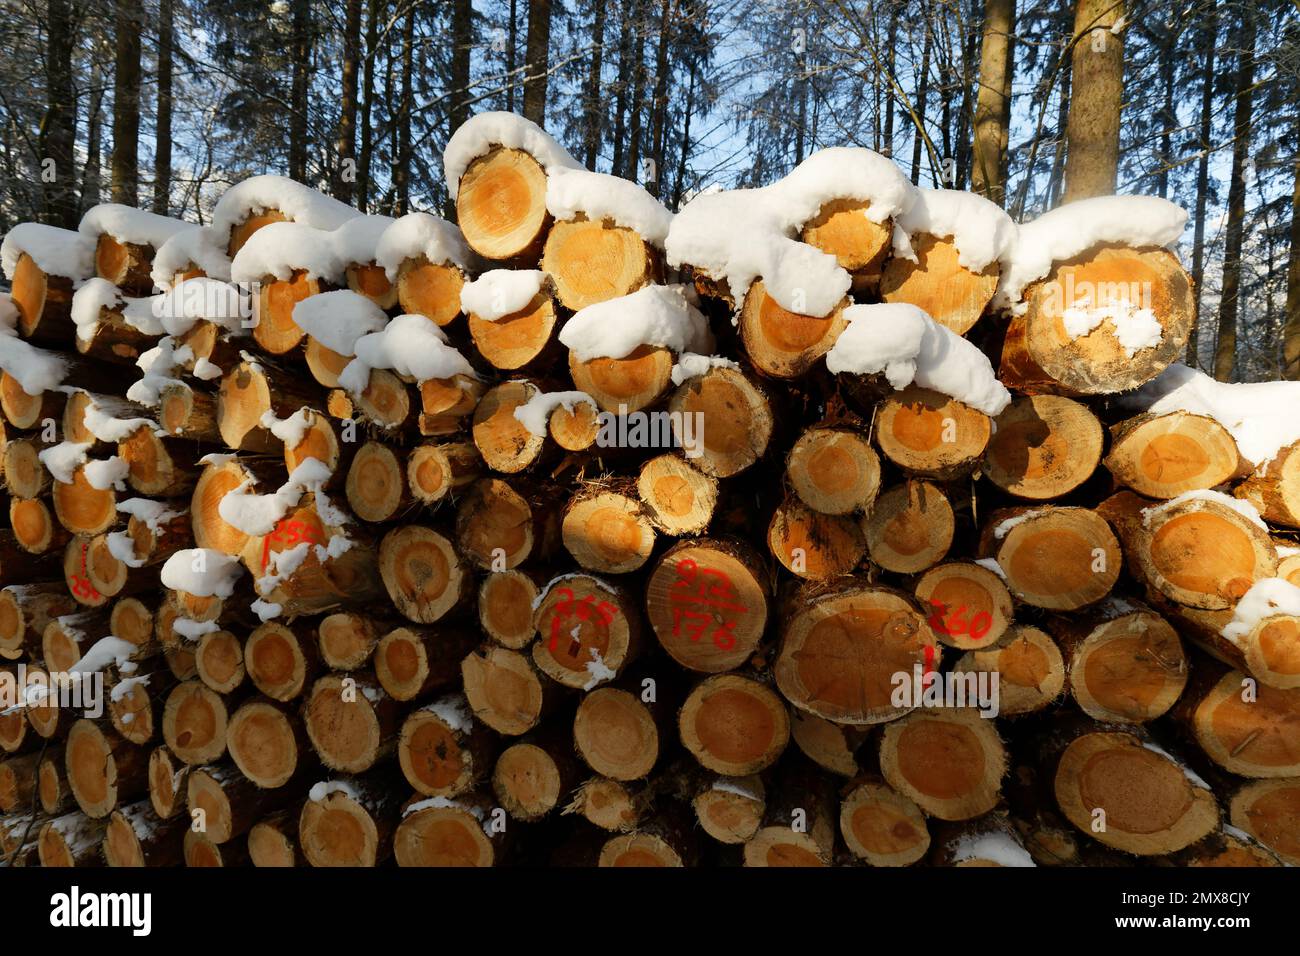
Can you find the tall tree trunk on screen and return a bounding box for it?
[1155,19,1177,199]
[610,3,635,176]
[582,2,607,169]
[358,0,381,212]
[43,0,78,226]
[954,0,979,190]
[81,60,105,215]
[883,4,898,158]
[648,0,676,192]
[288,0,312,180]
[507,0,518,112]
[111,0,142,204]
[153,0,173,215]
[909,11,933,186]
[1062,0,1124,202]
[336,0,362,202]
[522,0,553,125]
[672,53,698,207]
[626,1,648,182]
[394,8,415,214]
[1045,10,1073,209]
[1187,0,1217,367]
[451,0,472,130]
[1214,7,1257,382]
[971,0,1014,204]
[1285,107,1300,380]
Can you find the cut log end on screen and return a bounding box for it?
[668,367,773,478]
[991,507,1121,610]
[562,489,656,574]
[478,571,541,649]
[456,146,551,263]
[875,387,991,480]
[880,709,1007,821]
[738,280,848,379]
[954,625,1066,716]
[574,688,659,781]
[637,455,718,534]
[227,700,300,789]
[983,395,1103,499]
[787,428,881,516]
[839,780,931,866]
[679,675,789,776]
[568,345,674,414]
[542,218,657,310]
[379,525,467,624]
[461,646,546,737]
[880,233,1000,335]
[914,561,1014,650]
[864,481,955,574]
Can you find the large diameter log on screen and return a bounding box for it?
[644,538,769,673]
[667,366,774,478]
[461,645,556,736]
[216,357,321,452]
[395,256,465,326]
[573,687,662,781]
[983,507,1121,610]
[568,345,675,414]
[880,234,1000,334]
[776,581,940,725]
[378,525,471,624]
[467,288,560,371]
[679,674,790,776]
[873,386,990,480]
[9,251,76,344]
[913,561,1014,650]
[561,486,657,574]
[800,198,892,294]
[1000,245,1194,395]
[1230,779,1300,865]
[530,573,642,689]
[785,426,880,514]
[1236,441,1300,528]
[1105,411,1243,499]
[51,464,120,535]
[299,777,402,867]
[542,219,660,310]
[636,454,718,533]
[1176,664,1300,778]
[738,280,848,379]
[456,146,551,263]
[863,480,955,574]
[952,625,1066,716]
[394,793,501,867]
[226,698,311,789]
[65,719,149,818]
[303,673,400,773]
[879,708,1007,820]
[839,777,931,866]
[399,695,495,799]
[982,395,1102,499]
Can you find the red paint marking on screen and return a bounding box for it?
[71,540,100,601]
[668,559,746,651]
[926,601,992,643]
[546,587,619,657]
[260,517,325,572]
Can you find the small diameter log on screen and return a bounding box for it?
[117,427,199,498]
[74,534,151,603]
[492,726,580,821]
[9,250,76,344]
[0,678,34,754]
[467,287,560,372]
[637,454,717,534]
[879,708,1007,820]
[599,806,700,867]
[1177,665,1300,778]
[478,571,541,649]
[158,382,222,443]
[216,356,321,452]
[561,485,657,574]
[394,792,500,867]
[407,441,482,505]
[531,574,642,689]
[147,746,187,820]
[299,777,402,867]
[564,776,648,832]
[65,718,149,818]
[226,698,310,789]
[42,608,111,671]
[864,481,955,574]
[317,611,381,670]
[1105,411,1243,499]
[785,427,880,515]
[161,680,230,765]
[471,380,547,473]
[1170,600,1300,691]
[1230,779,1300,865]
[456,146,551,262]
[569,345,675,414]
[245,621,321,701]
[51,463,120,535]
[303,673,401,773]
[455,477,550,570]
[346,259,398,309]
[194,629,245,694]
[374,625,477,702]
[874,386,992,480]
[10,497,69,555]
[102,800,187,866]
[1236,440,1300,528]
[282,408,352,479]
[800,198,893,293]
[1052,729,1219,855]
[108,664,162,745]
[667,366,774,478]
[693,775,766,844]
[789,710,868,777]
[418,374,484,436]
[839,777,931,866]
[461,644,555,736]
[304,335,350,388]
[400,694,495,799]
[542,218,659,310]
[767,496,867,580]
[0,372,63,432]
[184,829,252,866]
[572,686,661,781]
[350,369,420,433]
[395,255,465,326]
[738,280,849,379]
[1053,603,1187,723]
[1130,494,1276,609]
[679,674,790,776]
[0,752,38,812]
[38,747,73,816]
[110,597,155,648]
[187,761,287,844]
[880,234,1000,334]
[378,525,471,624]
[3,438,49,498]
[952,624,1066,716]
[38,811,107,867]
[1000,245,1194,394]
[247,808,305,867]
[983,507,1121,610]
[913,561,1014,650]
[0,583,76,661]
[251,269,325,354]
[345,440,411,523]
[777,581,940,725]
[645,538,769,673]
[743,755,837,867]
[982,394,1103,499]
[227,208,288,257]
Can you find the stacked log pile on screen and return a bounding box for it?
[1,111,1297,869]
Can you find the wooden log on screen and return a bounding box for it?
[345,440,411,522]
[373,624,477,702]
[9,497,69,555]
[789,710,868,777]
[418,374,484,436]
[10,250,77,343]
[1105,411,1244,499]
[471,380,547,473]
[349,368,421,434]
[1173,661,1300,778]
[879,708,1007,821]
[743,754,836,866]
[927,812,1038,866]
[0,583,76,661]
[864,480,955,574]
[767,495,867,580]
[247,807,305,866]
[147,746,188,820]
[158,381,222,443]
[570,684,663,782]
[679,673,790,775]
[569,344,675,414]
[785,426,880,516]
[407,441,482,505]
[107,661,163,746]
[51,463,121,536]
[1166,826,1284,867]
[599,804,701,867]
[1236,440,1300,529]
[345,255,401,309]
[952,624,1066,716]
[467,287,561,372]
[800,198,893,294]
[839,776,931,866]
[216,355,323,452]
[999,244,1194,395]
[644,538,769,673]
[0,752,38,813]
[541,218,660,310]
[187,761,292,844]
[666,366,774,478]
[161,680,230,766]
[982,506,1121,610]
[191,456,281,555]
[456,146,551,263]
[563,776,649,832]
[38,747,73,816]
[110,597,155,649]
[37,811,106,866]
[530,573,642,689]
[184,827,252,866]
[250,269,326,354]
[65,718,149,818]
[395,257,465,327]
[874,386,991,480]
[880,234,1000,334]
[982,394,1103,499]
[461,644,557,736]
[303,672,400,773]
[2,437,49,498]
[41,608,111,672]
[399,694,496,799]
[454,476,554,570]
[226,697,312,789]
[102,799,186,866]
[393,791,502,866]
[491,724,580,822]
[636,454,717,534]
[913,561,1014,650]
[378,524,471,624]
[690,773,766,845]
[561,484,657,573]
[117,426,200,498]
[317,611,382,670]
[477,570,542,649]
[738,280,848,379]
[194,629,244,694]
[244,621,320,702]
[1229,778,1300,865]
[299,775,402,867]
